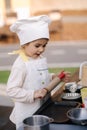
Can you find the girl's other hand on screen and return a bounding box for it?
[61,71,71,83]
[34,88,48,99]
[53,71,71,83]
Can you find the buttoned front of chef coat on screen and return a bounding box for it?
[8,56,51,126]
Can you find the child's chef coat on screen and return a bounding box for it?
[7,55,52,126]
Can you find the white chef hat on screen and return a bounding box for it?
[10,15,51,46]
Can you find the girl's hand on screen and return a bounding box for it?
[60,71,71,83]
[34,88,48,99]
[52,71,71,83]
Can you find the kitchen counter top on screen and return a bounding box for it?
[1,120,87,130]
[50,123,87,130]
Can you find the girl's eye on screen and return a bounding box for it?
[35,45,40,48]
[35,43,47,48]
[43,44,47,47]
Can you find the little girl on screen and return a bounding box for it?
[7,15,70,130]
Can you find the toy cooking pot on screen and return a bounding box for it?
[67,108,87,125]
[23,115,54,130]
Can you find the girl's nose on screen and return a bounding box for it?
[39,47,44,52]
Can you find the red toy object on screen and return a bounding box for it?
[58,71,66,79]
[81,103,85,108]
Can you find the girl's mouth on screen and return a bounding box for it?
[33,54,40,58]
[36,53,41,56]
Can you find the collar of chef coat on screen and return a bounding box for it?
[8,49,43,62]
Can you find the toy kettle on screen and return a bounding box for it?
[79,61,87,87]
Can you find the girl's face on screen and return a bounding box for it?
[23,38,48,59]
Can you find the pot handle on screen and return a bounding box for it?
[49,118,54,123]
[81,120,87,125]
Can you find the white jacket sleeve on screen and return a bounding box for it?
[7,67,34,103]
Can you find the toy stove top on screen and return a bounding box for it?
[34,98,81,124]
